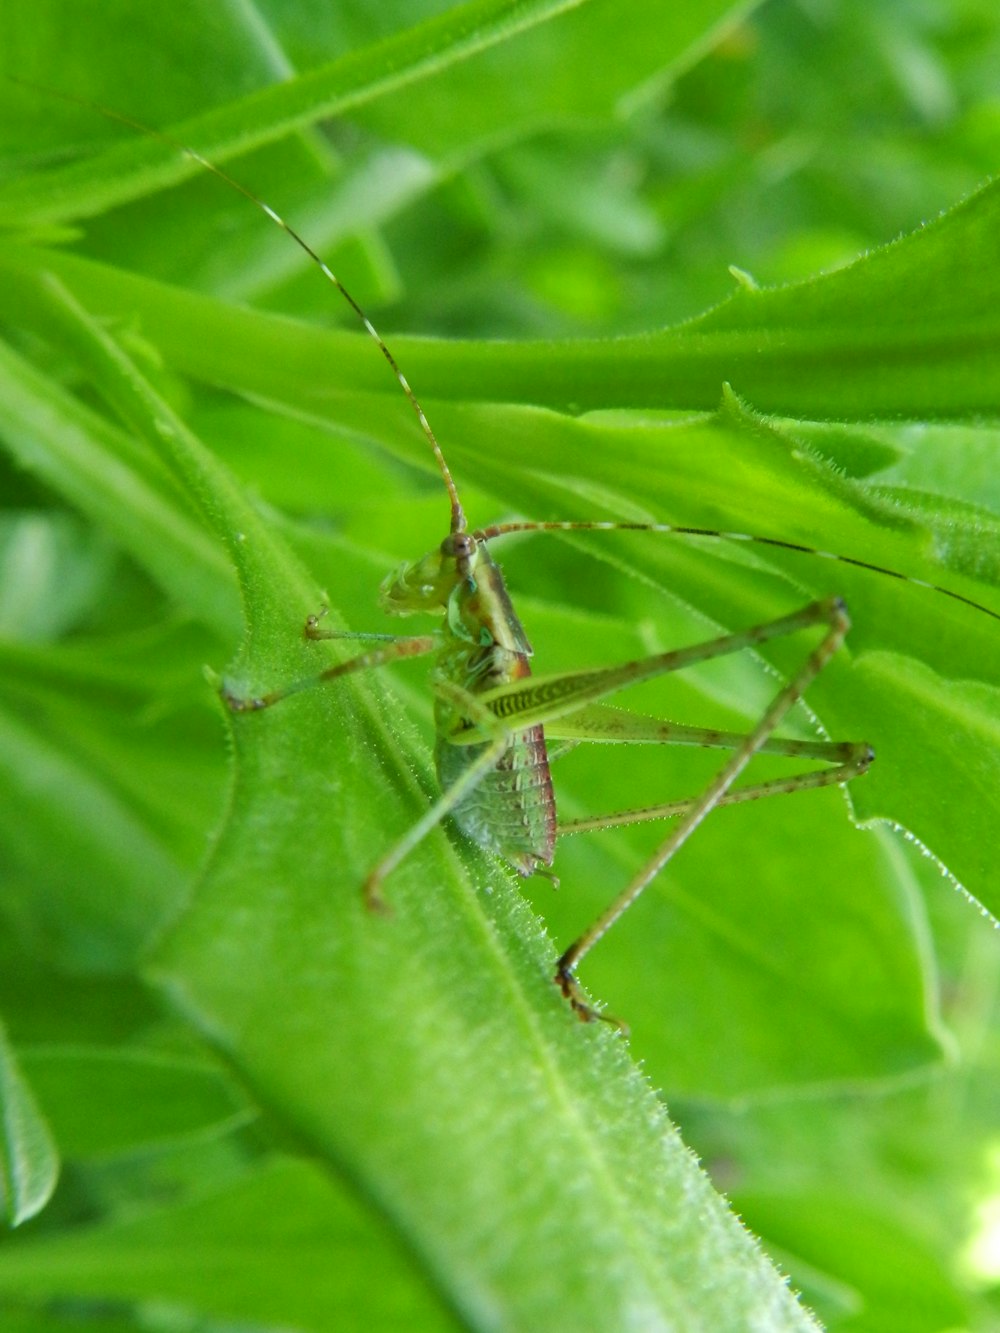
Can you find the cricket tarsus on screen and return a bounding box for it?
[49,81,994,1028]
[556,961,629,1032]
[223,690,271,713]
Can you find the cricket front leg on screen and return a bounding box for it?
[361,679,517,912]
[221,632,438,711]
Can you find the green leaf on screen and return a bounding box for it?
[126,266,824,1326]
[0,1022,58,1228]
[0,1157,460,1330]
[734,1192,971,1333]
[0,229,817,1324]
[19,1047,250,1161]
[8,173,1000,420]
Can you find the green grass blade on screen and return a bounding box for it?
[0,0,593,225]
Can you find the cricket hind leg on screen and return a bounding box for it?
[549,710,873,835]
[558,753,872,835]
[551,596,862,1026]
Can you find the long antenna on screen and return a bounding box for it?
[12,77,467,535]
[474,520,1000,624]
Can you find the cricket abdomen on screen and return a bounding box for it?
[435,643,557,876]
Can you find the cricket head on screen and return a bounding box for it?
[379,531,479,616]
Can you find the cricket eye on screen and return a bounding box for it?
[442,532,476,560]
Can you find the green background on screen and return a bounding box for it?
[0,1,999,1329]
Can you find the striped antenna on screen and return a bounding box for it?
[16,78,467,535]
[474,520,1000,624]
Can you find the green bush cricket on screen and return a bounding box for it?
[26,84,1000,1029]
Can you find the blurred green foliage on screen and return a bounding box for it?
[0,1,999,1329]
